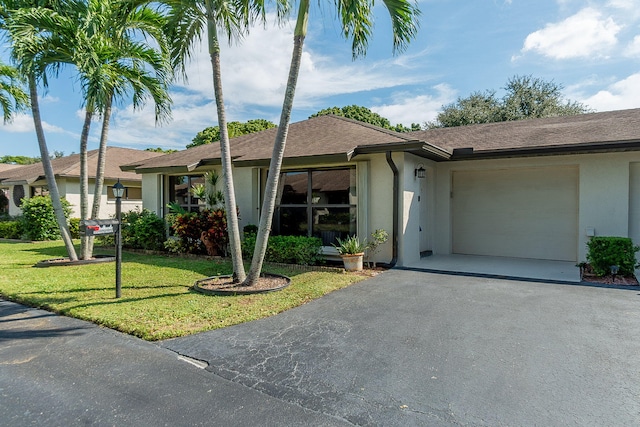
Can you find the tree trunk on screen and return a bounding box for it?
[28,75,77,261]
[243,0,309,286]
[79,108,92,259]
[87,95,112,257]
[206,1,246,282]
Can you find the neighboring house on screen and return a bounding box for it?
[123,108,640,266]
[1,147,163,218]
[0,163,24,214]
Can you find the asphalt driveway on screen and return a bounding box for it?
[162,270,640,426]
[2,270,640,426]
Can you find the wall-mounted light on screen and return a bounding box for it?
[414,164,426,179]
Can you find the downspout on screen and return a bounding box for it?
[385,151,399,267]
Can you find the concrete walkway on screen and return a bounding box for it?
[403,254,581,283]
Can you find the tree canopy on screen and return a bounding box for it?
[428,75,591,128]
[0,154,40,164]
[187,119,276,148]
[310,105,421,132]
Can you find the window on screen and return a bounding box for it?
[168,175,204,212]
[107,186,142,201]
[31,186,49,197]
[274,168,356,246]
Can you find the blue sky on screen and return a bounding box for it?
[2,0,639,158]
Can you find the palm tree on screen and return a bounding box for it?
[73,0,172,259]
[164,0,287,282]
[0,61,28,123]
[242,0,420,285]
[3,1,79,260]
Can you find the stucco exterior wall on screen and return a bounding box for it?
[429,151,640,263]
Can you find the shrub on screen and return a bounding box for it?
[0,220,21,239]
[243,224,258,236]
[68,217,80,239]
[586,236,640,277]
[121,208,166,251]
[169,208,228,255]
[242,234,323,265]
[20,196,71,241]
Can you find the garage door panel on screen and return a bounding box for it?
[452,167,578,261]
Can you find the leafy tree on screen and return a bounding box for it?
[310,105,420,132]
[187,119,276,148]
[0,155,39,164]
[243,0,420,286]
[429,75,591,128]
[145,147,177,153]
[0,60,28,123]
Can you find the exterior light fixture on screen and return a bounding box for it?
[414,165,426,179]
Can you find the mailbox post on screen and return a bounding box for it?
[79,218,120,296]
[113,180,125,298]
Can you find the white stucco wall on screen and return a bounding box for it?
[428,151,640,263]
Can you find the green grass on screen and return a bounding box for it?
[0,240,367,341]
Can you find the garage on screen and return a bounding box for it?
[452,166,578,261]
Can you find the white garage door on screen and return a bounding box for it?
[452,166,578,261]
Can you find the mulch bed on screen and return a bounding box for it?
[580,264,639,286]
[193,274,291,295]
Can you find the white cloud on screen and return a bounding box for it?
[370,84,457,126]
[521,7,621,59]
[2,113,68,134]
[626,35,640,57]
[103,15,427,150]
[580,72,640,111]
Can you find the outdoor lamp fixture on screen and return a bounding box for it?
[414,164,426,179]
[113,179,125,298]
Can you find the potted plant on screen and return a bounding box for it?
[334,235,367,271]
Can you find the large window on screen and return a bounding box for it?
[168,175,204,212]
[274,168,356,246]
[107,186,142,201]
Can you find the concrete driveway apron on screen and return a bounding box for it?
[162,269,640,426]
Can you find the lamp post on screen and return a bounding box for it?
[112,179,125,298]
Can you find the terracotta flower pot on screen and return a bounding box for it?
[341,253,364,271]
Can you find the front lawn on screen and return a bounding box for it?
[0,241,368,340]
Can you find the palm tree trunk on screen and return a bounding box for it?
[243,0,309,286]
[87,94,112,257]
[28,74,78,261]
[79,108,92,259]
[206,2,245,282]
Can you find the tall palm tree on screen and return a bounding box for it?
[73,0,172,259]
[0,61,28,123]
[243,0,420,285]
[164,0,287,282]
[3,1,79,260]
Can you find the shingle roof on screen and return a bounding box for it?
[127,108,640,173]
[0,164,24,180]
[0,147,163,185]
[410,108,640,154]
[126,115,418,172]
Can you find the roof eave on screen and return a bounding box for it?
[450,139,640,160]
[348,140,451,161]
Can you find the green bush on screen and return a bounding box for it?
[586,236,640,277]
[243,234,323,265]
[68,217,80,239]
[20,196,71,241]
[0,220,21,239]
[121,209,166,251]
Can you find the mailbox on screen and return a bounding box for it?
[79,219,119,236]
